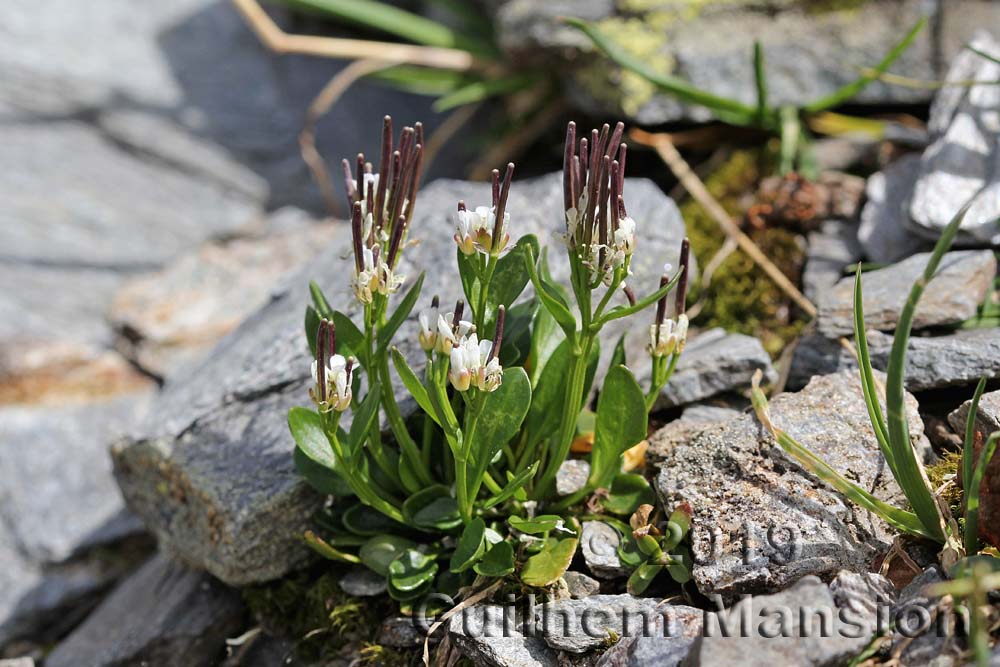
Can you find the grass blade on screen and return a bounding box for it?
[884,203,971,542]
[965,432,998,555]
[964,377,989,512]
[563,18,759,126]
[750,373,934,539]
[804,18,926,113]
[853,263,893,470]
[433,72,541,111]
[753,41,768,124]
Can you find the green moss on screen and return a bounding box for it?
[681,148,808,356]
[927,450,963,511]
[242,570,391,662]
[359,642,413,667]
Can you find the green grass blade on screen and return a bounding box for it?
[750,377,934,539]
[367,65,469,96]
[563,18,759,126]
[433,72,542,111]
[884,203,971,542]
[753,41,768,124]
[965,432,998,556]
[853,263,893,471]
[275,0,496,56]
[778,105,799,174]
[964,377,989,512]
[804,18,926,113]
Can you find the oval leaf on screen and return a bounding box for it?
[601,474,655,516]
[588,365,647,491]
[520,530,579,587]
[359,534,416,577]
[474,540,515,577]
[288,407,354,496]
[450,518,486,573]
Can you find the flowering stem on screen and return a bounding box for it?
[645,352,680,411]
[376,355,434,486]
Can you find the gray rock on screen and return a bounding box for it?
[948,389,1000,546]
[556,460,592,497]
[650,329,776,409]
[594,610,699,667]
[858,154,932,264]
[109,211,333,378]
[647,401,746,464]
[910,34,1000,245]
[789,328,1000,392]
[0,659,35,667]
[378,616,424,649]
[490,1,999,124]
[803,219,863,303]
[655,370,923,600]
[816,250,995,337]
[538,595,701,654]
[562,571,601,599]
[891,567,964,667]
[112,172,688,586]
[686,573,889,667]
[580,522,629,580]
[339,569,387,598]
[45,554,244,667]
[449,604,557,667]
[680,401,745,424]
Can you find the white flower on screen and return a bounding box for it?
[311,353,356,412]
[448,334,502,392]
[454,208,481,256]
[352,247,379,304]
[377,261,404,296]
[418,305,439,352]
[455,206,510,256]
[436,313,474,354]
[647,314,689,358]
[614,216,636,257]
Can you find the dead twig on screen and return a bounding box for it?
[630,128,818,318]
[231,0,480,71]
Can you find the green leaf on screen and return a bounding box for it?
[468,368,532,493]
[378,273,425,353]
[489,236,540,325]
[853,263,893,473]
[804,18,926,113]
[665,549,693,584]
[588,366,648,491]
[609,333,627,371]
[596,271,679,326]
[367,65,470,96]
[966,433,999,555]
[342,504,409,537]
[278,0,495,56]
[288,407,353,496]
[662,502,692,551]
[753,41,768,123]
[627,562,662,596]
[524,246,577,339]
[964,377,989,510]
[474,540,515,577]
[601,474,655,515]
[450,518,487,572]
[434,73,542,111]
[563,18,758,126]
[883,203,972,543]
[508,514,565,535]
[403,485,462,531]
[390,347,440,427]
[348,381,382,451]
[521,525,579,587]
[359,534,416,576]
[524,339,599,447]
[331,311,365,360]
[304,530,361,564]
[387,548,439,600]
[305,305,320,356]
[309,281,334,318]
[528,301,563,386]
[499,300,535,367]
[482,462,540,510]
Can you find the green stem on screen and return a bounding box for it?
[322,412,405,522]
[377,355,433,486]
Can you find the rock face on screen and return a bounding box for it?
[449,604,557,667]
[816,250,995,337]
[948,390,1000,547]
[651,329,776,409]
[44,554,245,667]
[910,33,1000,245]
[685,572,893,667]
[858,154,931,265]
[789,328,1000,392]
[593,608,702,667]
[655,370,922,600]
[489,0,999,124]
[112,172,688,586]
[109,208,332,378]
[802,219,862,303]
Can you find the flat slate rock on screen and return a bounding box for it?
[449,604,557,667]
[789,328,1000,392]
[648,328,776,409]
[816,249,995,337]
[655,370,922,600]
[685,572,892,667]
[593,609,701,667]
[858,154,932,265]
[910,33,1000,245]
[948,390,1000,547]
[44,554,244,667]
[112,171,688,586]
[803,219,863,303]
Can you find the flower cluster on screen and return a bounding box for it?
[310,319,357,413]
[648,239,691,358]
[419,299,505,393]
[562,122,635,284]
[342,116,424,305]
[454,164,514,257]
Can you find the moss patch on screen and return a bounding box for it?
[681,148,808,356]
[927,449,963,512]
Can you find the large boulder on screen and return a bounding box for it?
[112,172,689,585]
[654,370,923,600]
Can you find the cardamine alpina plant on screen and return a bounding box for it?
[289,116,694,607]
